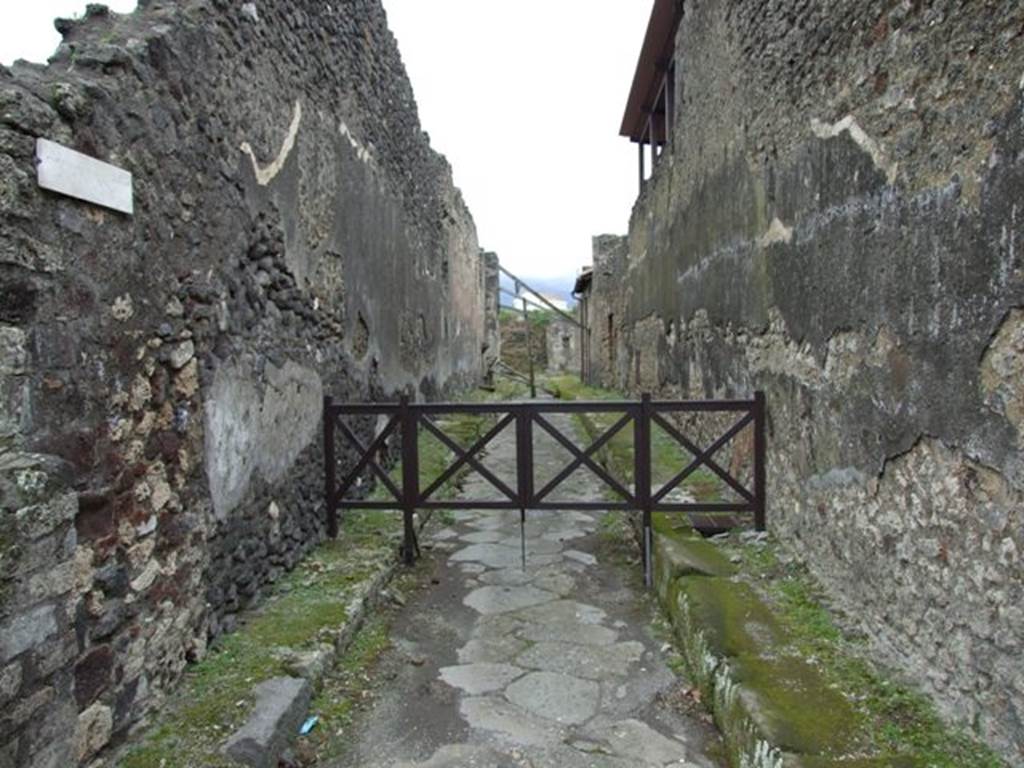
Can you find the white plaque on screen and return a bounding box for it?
[35,138,134,215]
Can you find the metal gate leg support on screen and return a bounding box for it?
[636,393,653,588]
[516,409,534,571]
[400,395,419,566]
[520,508,526,570]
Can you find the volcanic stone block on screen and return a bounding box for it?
[222,677,311,768]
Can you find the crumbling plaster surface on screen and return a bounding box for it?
[544,317,581,375]
[602,0,1024,759]
[204,360,322,520]
[0,1,494,765]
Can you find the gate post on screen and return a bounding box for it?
[515,406,533,569]
[324,396,338,539]
[753,390,767,532]
[399,395,419,565]
[636,393,653,588]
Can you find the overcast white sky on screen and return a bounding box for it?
[1,1,650,292]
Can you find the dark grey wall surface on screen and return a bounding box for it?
[604,1,1024,760]
[0,1,492,764]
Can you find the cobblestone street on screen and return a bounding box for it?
[331,411,722,768]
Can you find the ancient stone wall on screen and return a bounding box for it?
[583,235,628,388]
[608,1,1024,759]
[498,314,546,379]
[0,1,493,765]
[481,251,501,384]
[544,318,580,376]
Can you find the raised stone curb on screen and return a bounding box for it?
[222,677,312,768]
[219,517,423,766]
[649,515,862,768]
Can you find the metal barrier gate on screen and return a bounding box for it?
[323,393,766,586]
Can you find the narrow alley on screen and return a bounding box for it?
[330,410,722,768]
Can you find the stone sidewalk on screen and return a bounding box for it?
[329,411,723,767]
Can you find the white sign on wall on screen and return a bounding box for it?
[35,138,134,215]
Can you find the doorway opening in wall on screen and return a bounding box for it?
[607,313,617,374]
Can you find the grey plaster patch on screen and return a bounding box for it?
[504,671,600,725]
[516,641,645,680]
[460,695,565,746]
[438,663,524,695]
[205,361,322,519]
[463,585,558,615]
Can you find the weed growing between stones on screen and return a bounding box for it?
[294,566,419,763]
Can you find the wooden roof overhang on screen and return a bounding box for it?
[619,0,684,144]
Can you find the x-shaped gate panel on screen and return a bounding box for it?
[418,413,518,505]
[530,412,637,507]
[650,410,755,506]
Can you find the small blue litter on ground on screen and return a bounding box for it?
[300,715,319,735]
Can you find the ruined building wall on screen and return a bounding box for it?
[584,235,628,388]
[611,1,1024,759]
[481,251,501,383]
[544,317,580,376]
[0,1,493,765]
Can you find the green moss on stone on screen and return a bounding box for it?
[730,653,862,755]
[654,530,737,579]
[679,577,788,660]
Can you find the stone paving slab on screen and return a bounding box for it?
[438,663,525,695]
